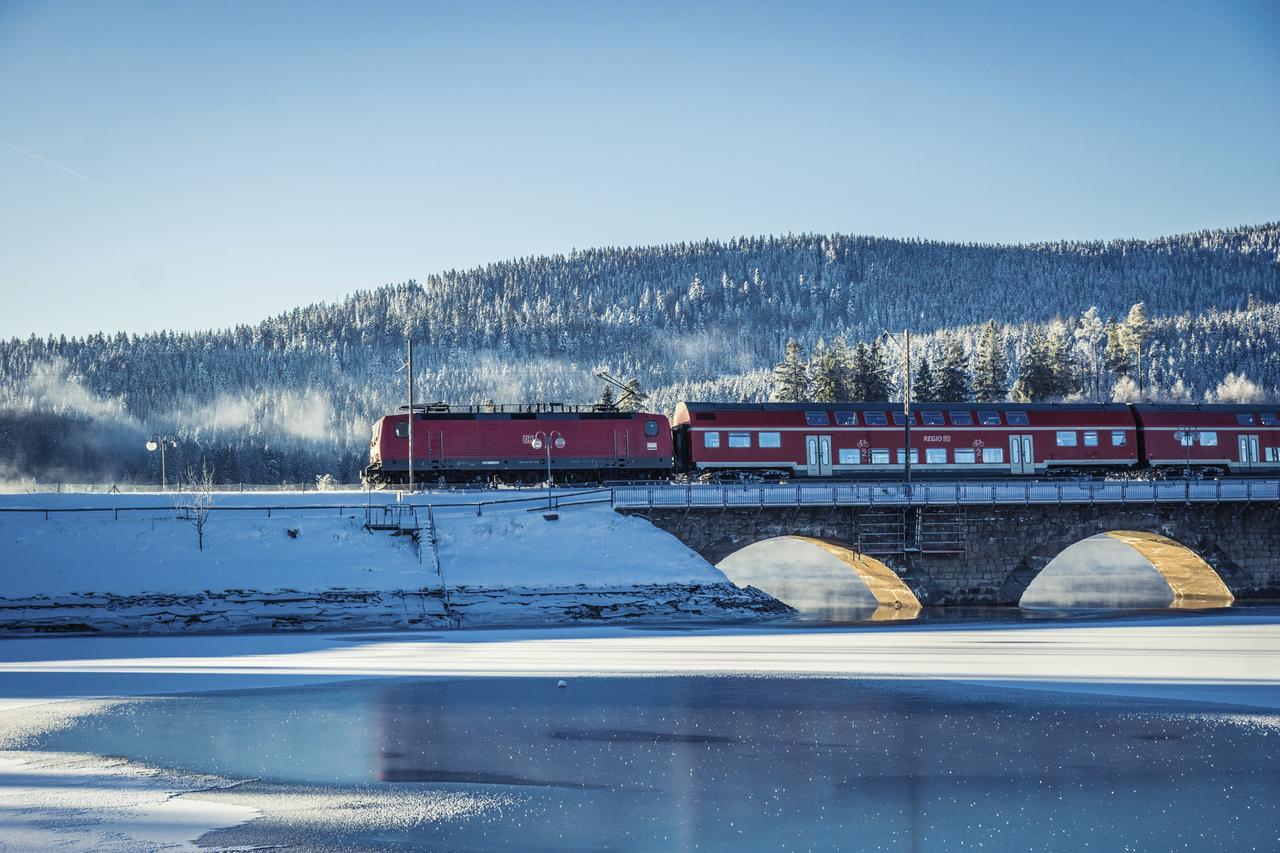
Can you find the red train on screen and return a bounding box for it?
[364,402,1280,485]
[364,404,672,484]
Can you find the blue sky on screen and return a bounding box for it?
[1,0,1277,338]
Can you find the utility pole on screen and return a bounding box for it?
[407,340,415,492]
[903,328,912,494]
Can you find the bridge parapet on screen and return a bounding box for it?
[611,479,1280,510]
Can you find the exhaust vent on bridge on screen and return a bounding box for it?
[1020,530,1234,610]
[716,536,921,622]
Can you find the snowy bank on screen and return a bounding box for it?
[0,490,787,634]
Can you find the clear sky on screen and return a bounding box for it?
[1,0,1277,339]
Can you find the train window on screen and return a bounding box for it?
[1236,413,1257,426]
[978,411,1001,425]
[865,412,889,426]
[805,411,830,426]
[925,448,947,464]
[834,412,857,426]
[644,420,660,437]
[394,422,409,438]
[1199,431,1218,447]
[759,431,782,448]
[838,448,860,464]
[1083,431,1099,447]
[1007,411,1030,426]
[1261,413,1279,426]
[1056,431,1077,447]
[1266,448,1279,462]
[949,411,974,425]
[896,448,920,464]
[982,447,1004,464]
[1175,431,1194,447]
[728,432,751,448]
[954,448,976,463]
[922,411,944,426]
[870,449,890,464]
[892,412,917,426]
[703,432,720,448]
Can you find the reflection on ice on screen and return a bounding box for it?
[716,536,920,621]
[36,677,1280,851]
[1022,532,1234,610]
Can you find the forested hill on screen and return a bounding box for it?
[1,223,1278,485]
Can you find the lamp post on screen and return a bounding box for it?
[530,430,565,509]
[146,433,177,491]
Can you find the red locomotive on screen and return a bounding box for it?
[365,401,1280,484]
[364,404,673,485]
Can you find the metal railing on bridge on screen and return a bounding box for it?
[609,479,1280,510]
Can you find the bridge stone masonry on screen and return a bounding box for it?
[612,481,1280,606]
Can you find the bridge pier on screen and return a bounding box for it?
[620,503,1280,606]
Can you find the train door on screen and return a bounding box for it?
[806,435,832,476]
[1009,434,1034,474]
[1237,434,1259,470]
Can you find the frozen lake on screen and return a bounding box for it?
[8,610,1279,851]
[30,675,1280,850]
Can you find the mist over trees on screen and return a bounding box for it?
[1,224,1277,484]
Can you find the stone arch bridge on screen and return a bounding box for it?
[618,502,1280,605]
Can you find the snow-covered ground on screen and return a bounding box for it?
[0,489,785,633]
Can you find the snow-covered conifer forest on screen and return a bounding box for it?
[1,224,1277,484]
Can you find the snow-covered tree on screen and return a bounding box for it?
[1211,372,1267,403]
[972,320,1010,402]
[933,332,970,401]
[772,339,810,402]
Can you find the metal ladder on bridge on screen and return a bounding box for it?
[856,510,908,555]
[914,506,967,555]
[856,507,967,556]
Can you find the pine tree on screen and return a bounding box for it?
[772,338,810,402]
[1044,319,1080,398]
[1104,322,1131,377]
[971,320,1009,402]
[1074,307,1106,401]
[1011,329,1055,402]
[1122,302,1151,393]
[830,334,854,401]
[913,356,938,402]
[933,332,971,401]
[846,340,892,402]
[809,338,844,402]
[597,386,616,411]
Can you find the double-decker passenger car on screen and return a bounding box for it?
[364,404,673,485]
[1133,404,1280,475]
[671,402,1139,478]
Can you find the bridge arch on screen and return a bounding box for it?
[1019,529,1234,610]
[716,535,921,621]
